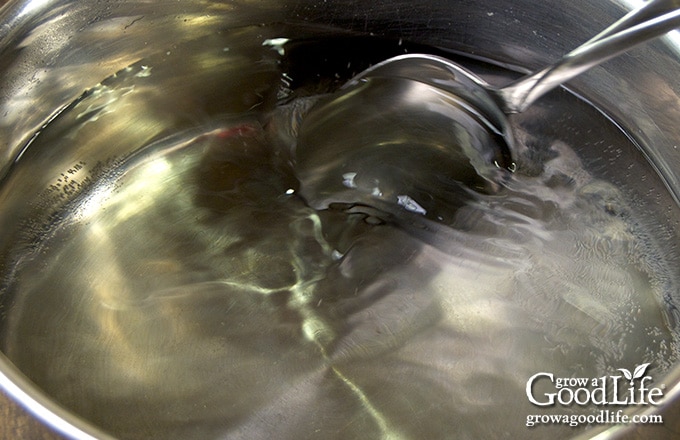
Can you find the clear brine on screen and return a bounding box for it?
[0,23,678,439]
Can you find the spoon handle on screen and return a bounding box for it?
[587,0,680,44]
[498,0,680,113]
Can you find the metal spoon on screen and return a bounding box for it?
[344,0,680,170]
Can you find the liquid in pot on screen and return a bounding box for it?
[0,24,678,439]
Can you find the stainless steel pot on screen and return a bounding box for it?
[0,0,679,439]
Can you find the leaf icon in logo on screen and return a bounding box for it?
[617,363,651,385]
[618,368,633,381]
[633,362,651,380]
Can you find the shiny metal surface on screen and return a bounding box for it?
[497,0,680,113]
[340,0,680,165]
[0,1,680,439]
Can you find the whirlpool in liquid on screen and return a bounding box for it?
[0,24,679,439]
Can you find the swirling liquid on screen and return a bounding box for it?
[0,24,678,439]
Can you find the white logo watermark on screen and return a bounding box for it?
[525,363,666,428]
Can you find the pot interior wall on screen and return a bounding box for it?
[0,1,679,439]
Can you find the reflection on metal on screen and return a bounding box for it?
[0,1,679,440]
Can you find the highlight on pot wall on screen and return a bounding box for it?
[0,0,680,439]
